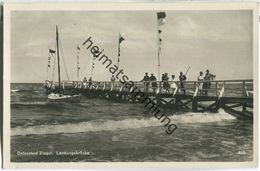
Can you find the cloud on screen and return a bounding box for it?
[11,10,253,83]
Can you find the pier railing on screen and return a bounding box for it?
[44,79,253,98]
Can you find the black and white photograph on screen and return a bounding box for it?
[3,3,258,168]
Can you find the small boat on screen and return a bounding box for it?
[11,89,19,92]
[47,26,82,102]
[48,93,82,102]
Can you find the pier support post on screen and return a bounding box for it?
[242,103,247,112]
[192,97,198,112]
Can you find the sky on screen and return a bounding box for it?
[11,10,253,83]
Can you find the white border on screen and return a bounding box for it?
[3,2,259,169]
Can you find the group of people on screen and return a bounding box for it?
[83,76,92,87]
[141,72,186,93]
[197,69,216,95]
[140,69,215,95]
[141,73,154,92]
[81,69,216,95]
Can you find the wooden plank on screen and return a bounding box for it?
[178,100,191,109]
[205,101,218,110]
[226,103,243,109]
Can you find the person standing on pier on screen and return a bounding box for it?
[164,73,170,93]
[111,75,116,88]
[170,75,178,93]
[150,73,157,93]
[141,72,150,92]
[161,73,167,92]
[203,69,216,95]
[83,77,87,88]
[161,73,165,90]
[88,77,93,87]
[197,71,204,95]
[179,72,187,94]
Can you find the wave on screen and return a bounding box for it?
[11,89,44,93]
[11,109,235,136]
[11,101,48,106]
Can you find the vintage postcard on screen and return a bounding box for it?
[3,2,259,169]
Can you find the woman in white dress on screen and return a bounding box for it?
[197,71,204,95]
[170,75,178,94]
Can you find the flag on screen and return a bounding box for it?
[157,12,166,26]
[119,34,125,44]
[118,33,125,63]
[158,29,162,34]
[49,49,56,53]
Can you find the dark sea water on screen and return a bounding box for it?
[10,83,253,162]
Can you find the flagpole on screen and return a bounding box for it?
[157,19,160,81]
[77,45,80,82]
[91,50,96,78]
[117,32,120,69]
[91,56,94,78]
[46,46,50,81]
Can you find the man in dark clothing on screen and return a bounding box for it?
[150,73,157,93]
[83,77,88,88]
[179,72,187,94]
[142,72,150,92]
[203,69,216,95]
[161,73,165,89]
[163,73,170,92]
[88,77,93,87]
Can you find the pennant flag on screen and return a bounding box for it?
[49,49,56,53]
[76,45,80,81]
[119,34,125,44]
[157,12,166,26]
[158,30,162,34]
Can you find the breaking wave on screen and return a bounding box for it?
[11,109,235,136]
[11,101,48,106]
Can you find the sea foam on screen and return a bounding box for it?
[11,109,235,136]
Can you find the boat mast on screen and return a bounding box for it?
[56,26,61,93]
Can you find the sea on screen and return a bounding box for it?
[10,83,253,162]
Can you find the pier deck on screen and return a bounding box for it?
[44,79,254,119]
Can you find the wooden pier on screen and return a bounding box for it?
[44,79,254,119]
